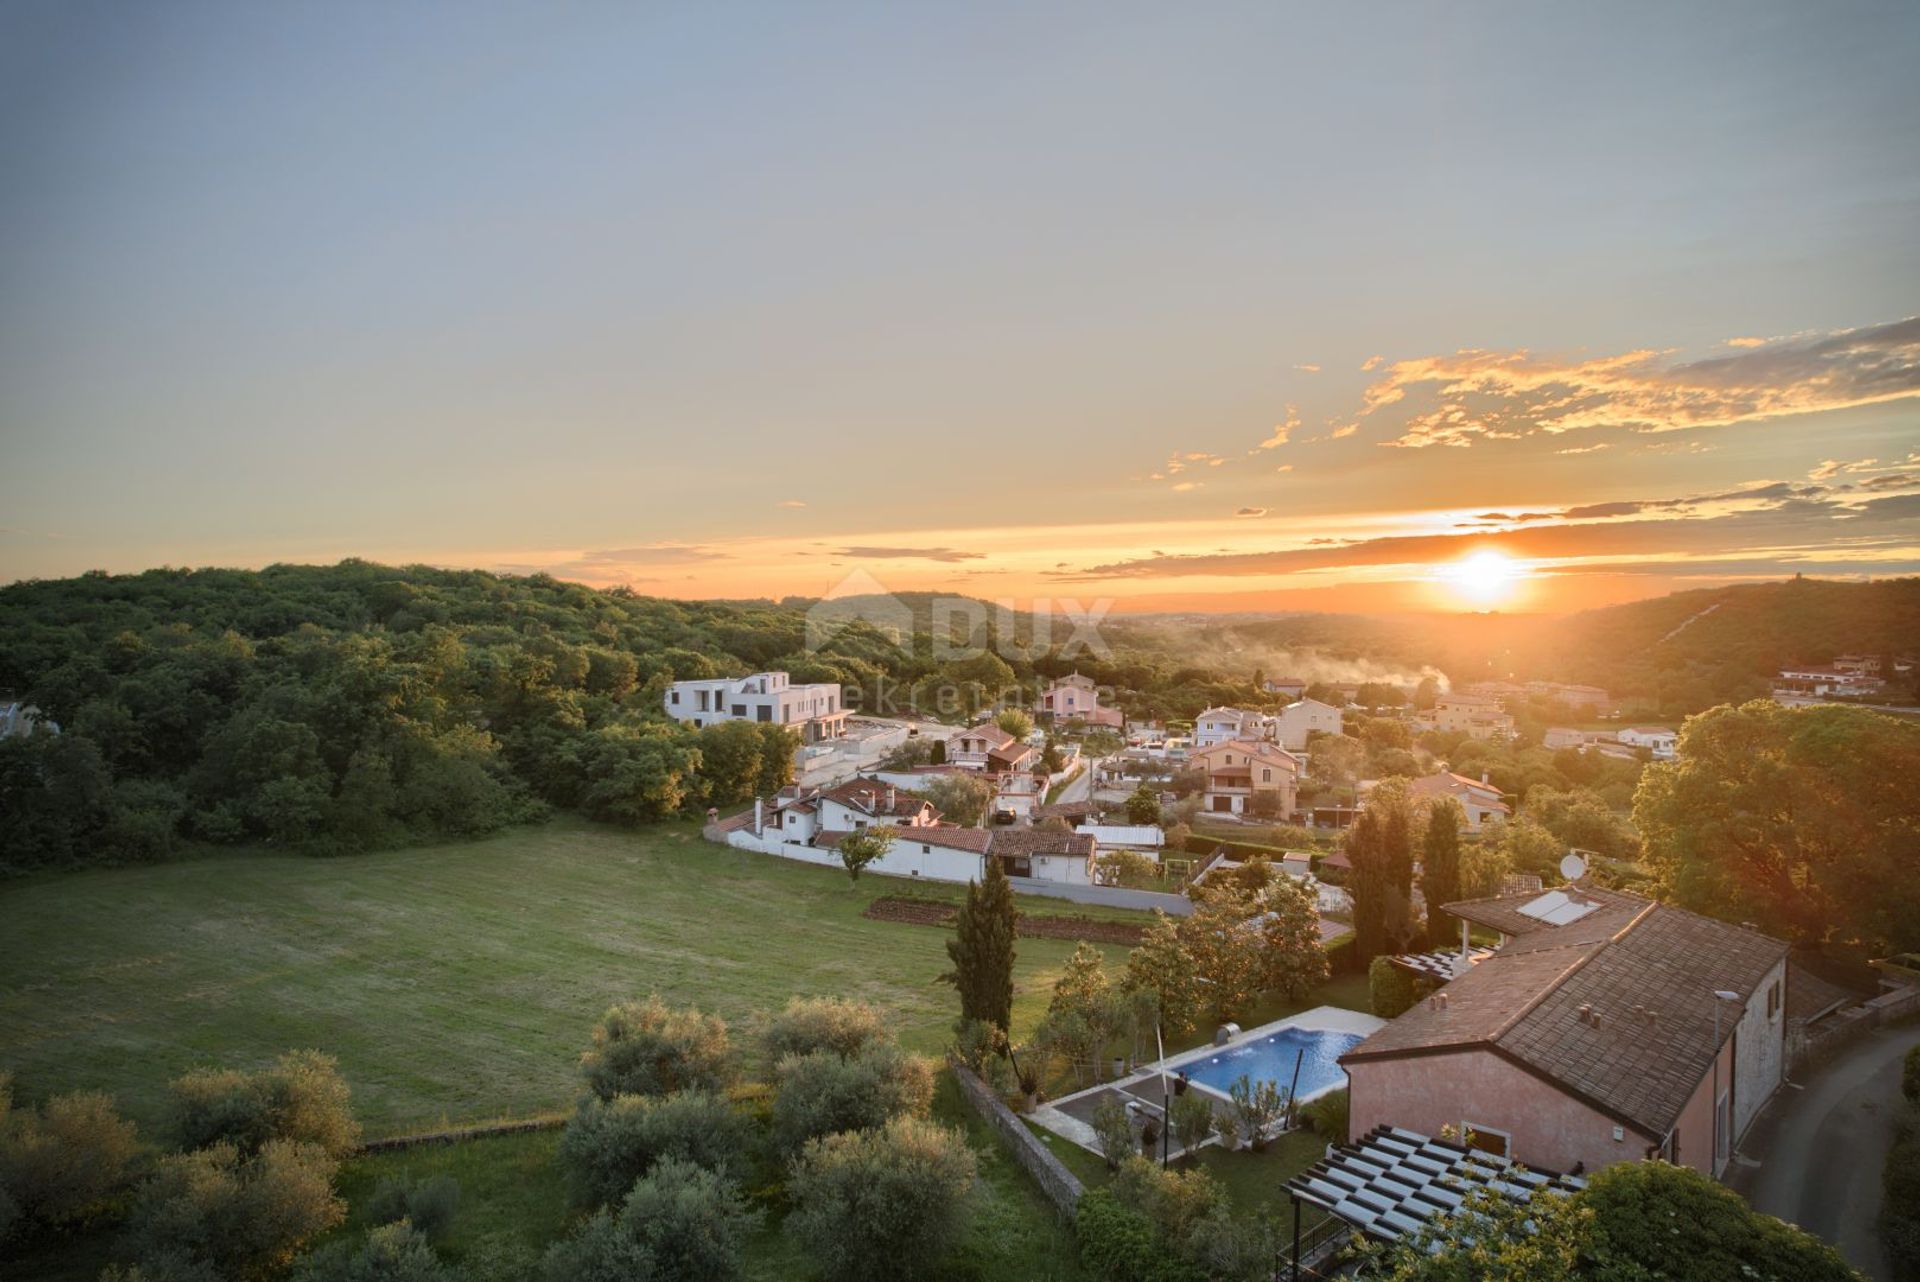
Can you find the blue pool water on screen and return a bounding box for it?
[1171,1027,1363,1100]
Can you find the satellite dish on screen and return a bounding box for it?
[1559,852,1588,882]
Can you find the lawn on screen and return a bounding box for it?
[0,817,1134,1136]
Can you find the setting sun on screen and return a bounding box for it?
[1443,549,1528,608]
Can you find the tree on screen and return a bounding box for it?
[364,1176,459,1242]
[166,1050,361,1159]
[761,996,890,1064]
[1050,941,1111,1017]
[1369,955,1420,1018]
[580,997,733,1102]
[1254,874,1330,999]
[559,1090,748,1207]
[914,773,994,828]
[771,1045,935,1154]
[835,825,895,884]
[0,1088,140,1230]
[293,1222,455,1282]
[1360,1158,1862,1282]
[1635,701,1920,951]
[1169,1093,1213,1161]
[541,1157,758,1282]
[119,1139,344,1282]
[1091,1097,1136,1170]
[994,709,1035,742]
[1422,797,1465,945]
[786,1116,977,1282]
[1177,885,1267,1022]
[1125,784,1162,826]
[1124,912,1200,1039]
[941,859,1018,1031]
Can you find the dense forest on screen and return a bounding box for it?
[3,563,1914,876]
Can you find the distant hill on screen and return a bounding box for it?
[1519,577,1920,712]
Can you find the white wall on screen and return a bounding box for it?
[1733,956,1788,1142]
[726,829,985,883]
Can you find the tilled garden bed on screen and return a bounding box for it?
[863,895,1146,944]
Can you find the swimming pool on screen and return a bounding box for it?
[1170,1026,1363,1100]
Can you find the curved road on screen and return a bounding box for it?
[1736,1022,1919,1281]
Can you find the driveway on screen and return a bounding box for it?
[1055,757,1098,805]
[1734,1022,1919,1281]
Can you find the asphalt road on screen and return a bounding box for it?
[1736,1022,1919,1281]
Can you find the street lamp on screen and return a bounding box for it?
[1709,989,1741,1172]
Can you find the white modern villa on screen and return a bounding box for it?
[663,671,849,742]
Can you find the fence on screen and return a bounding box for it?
[358,1114,567,1154]
[947,1059,1084,1218]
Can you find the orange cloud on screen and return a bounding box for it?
[1352,316,1920,448]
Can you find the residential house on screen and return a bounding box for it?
[989,827,1098,884]
[1036,672,1124,728]
[814,825,994,882]
[1774,665,1886,698]
[1193,706,1270,749]
[948,724,1035,773]
[1407,771,1510,832]
[664,671,848,742]
[1262,676,1308,699]
[1543,726,1595,751]
[1431,692,1516,740]
[1343,885,1788,1179]
[1833,653,1883,675]
[1192,738,1300,817]
[0,701,46,740]
[1273,698,1344,750]
[1528,681,1610,710]
[1616,726,1678,759]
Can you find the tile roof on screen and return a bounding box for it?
[817,777,936,819]
[990,828,1096,858]
[1345,886,1789,1137]
[957,725,1016,749]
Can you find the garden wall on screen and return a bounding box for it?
[1005,875,1193,916]
[948,1060,1084,1218]
[1789,982,1920,1076]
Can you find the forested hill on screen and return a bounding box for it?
[1520,577,1920,711]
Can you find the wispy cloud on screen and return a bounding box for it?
[1254,405,1300,451]
[1349,316,1920,449]
[1235,507,1268,518]
[1293,363,1321,374]
[1172,481,1204,492]
[775,499,808,508]
[835,546,983,562]
[579,544,728,564]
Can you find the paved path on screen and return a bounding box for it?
[1735,1023,1918,1281]
[1054,757,1098,805]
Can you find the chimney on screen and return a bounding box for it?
[887,785,897,810]
[1481,770,1490,785]
[754,797,763,836]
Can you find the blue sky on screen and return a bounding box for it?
[2,1,1916,610]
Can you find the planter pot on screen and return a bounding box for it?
[1111,1057,1127,1078]
[1022,1091,1039,1114]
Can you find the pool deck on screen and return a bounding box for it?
[1028,1005,1387,1158]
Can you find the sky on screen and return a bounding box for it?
[2,1,1917,615]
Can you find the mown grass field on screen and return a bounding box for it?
[0,817,1133,1136]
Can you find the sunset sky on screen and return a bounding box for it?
[3,2,1917,614]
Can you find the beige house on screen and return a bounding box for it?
[1431,692,1515,740]
[1407,771,1510,832]
[1192,738,1300,816]
[1037,672,1123,728]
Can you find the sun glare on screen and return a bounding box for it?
[1443,549,1526,608]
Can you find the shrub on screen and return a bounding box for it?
[1075,1188,1205,1282]
[1227,1075,1284,1148]
[582,997,732,1102]
[1369,955,1417,1019]
[1091,1097,1135,1170]
[558,1090,748,1207]
[541,1157,757,1282]
[1108,1156,1230,1248]
[0,1088,141,1229]
[763,997,890,1064]
[786,1116,977,1282]
[1170,1092,1214,1159]
[119,1139,343,1281]
[292,1221,455,1282]
[1301,1088,1349,1142]
[166,1050,360,1158]
[771,1044,934,1155]
[364,1175,460,1242]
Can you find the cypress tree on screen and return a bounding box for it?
[1423,798,1464,948]
[943,858,1019,1031]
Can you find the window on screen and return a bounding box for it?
[1766,981,1780,1018]
[1462,1122,1510,1158]
[670,691,680,704]
[1262,768,1272,782]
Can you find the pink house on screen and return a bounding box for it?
[1036,673,1123,728]
[1344,885,1788,1179]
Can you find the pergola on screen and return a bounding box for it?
[1282,1125,1587,1278]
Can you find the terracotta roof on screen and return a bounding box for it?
[1344,888,1790,1138]
[990,829,1096,858]
[1784,961,1865,1027]
[914,826,994,854]
[1407,772,1509,811]
[817,777,935,819]
[1031,800,1096,821]
[958,725,1016,750]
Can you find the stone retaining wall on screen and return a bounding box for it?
[948,1060,1084,1218]
[1790,982,1920,1076]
